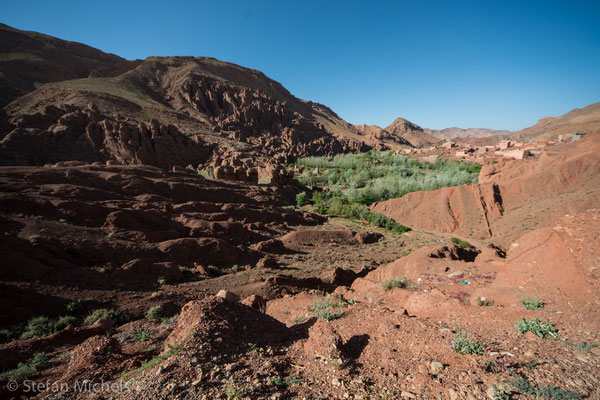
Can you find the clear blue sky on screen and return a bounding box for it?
[3,0,600,130]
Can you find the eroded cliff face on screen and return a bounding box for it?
[164,70,371,162]
[0,104,209,168]
[2,56,372,169]
[372,131,600,247]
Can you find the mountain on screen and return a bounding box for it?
[0,23,125,108]
[384,118,441,147]
[510,102,600,140]
[0,23,384,168]
[428,127,512,141]
[352,118,441,148]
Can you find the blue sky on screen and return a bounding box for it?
[3,0,600,130]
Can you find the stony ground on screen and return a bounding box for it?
[1,160,599,399]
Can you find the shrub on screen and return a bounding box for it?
[0,353,48,381]
[123,335,190,381]
[292,315,308,324]
[520,297,544,310]
[311,297,344,322]
[515,318,558,339]
[451,237,474,248]
[380,276,416,291]
[0,326,21,343]
[504,369,583,399]
[20,316,54,339]
[21,315,77,339]
[132,328,153,342]
[477,298,494,307]
[83,308,127,326]
[493,386,512,400]
[55,315,77,331]
[271,375,303,389]
[560,340,598,351]
[146,305,170,322]
[451,330,484,355]
[197,169,214,179]
[295,191,307,206]
[314,194,411,233]
[66,299,94,314]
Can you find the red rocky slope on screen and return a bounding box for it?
[372,131,600,246]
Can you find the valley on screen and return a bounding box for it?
[0,22,599,400]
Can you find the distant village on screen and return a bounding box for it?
[396,132,587,164]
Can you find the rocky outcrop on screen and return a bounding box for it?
[0,104,210,167]
[4,53,374,169]
[181,74,370,161]
[0,163,325,294]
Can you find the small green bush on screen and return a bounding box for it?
[0,327,20,343]
[520,297,544,310]
[146,305,170,322]
[0,321,31,343]
[292,315,308,324]
[451,330,484,355]
[132,329,153,342]
[66,299,94,314]
[380,276,416,291]
[197,169,215,179]
[560,339,598,351]
[504,369,583,399]
[493,386,512,400]
[515,318,558,339]
[83,308,127,326]
[55,315,77,331]
[451,237,474,248]
[20,315,77,339]
[21,316,53,339]
[295,191,307,207]
[477,298,494,307]
[313,194,411,233]
[271,375,303,389]
[311,297,344,322]
[0,353,48,381]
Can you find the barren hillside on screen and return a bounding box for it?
[0,23,125,108]
[511,102,600,140]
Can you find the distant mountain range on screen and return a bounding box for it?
[427,127,512,140]
[355,101,600,145]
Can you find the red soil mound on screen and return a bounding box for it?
[281,228,382,246]
[121,296,293,399]
[353,209,600,312]
[493,209,600,306]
